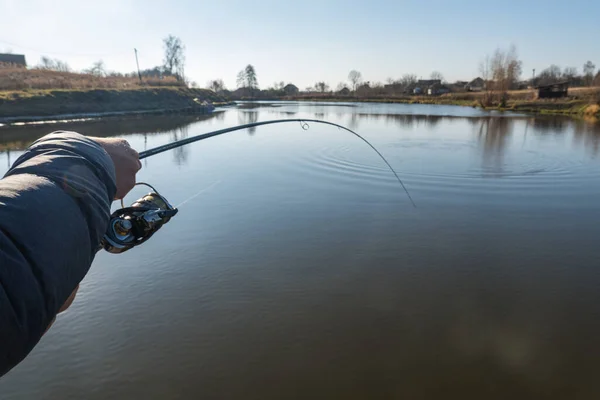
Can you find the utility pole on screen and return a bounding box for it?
[134,48,142,83]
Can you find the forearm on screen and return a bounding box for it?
[0,131,116,377]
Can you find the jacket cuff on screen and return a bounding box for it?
[12,131,117,201]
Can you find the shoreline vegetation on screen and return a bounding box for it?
[286,87,600,119]
[0,69,598,125]
[1,85,598,125]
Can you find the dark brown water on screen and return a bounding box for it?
[1,103,600,399]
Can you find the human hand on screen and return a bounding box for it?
[90,137,142,199]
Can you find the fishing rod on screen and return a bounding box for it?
[102,118,415,254]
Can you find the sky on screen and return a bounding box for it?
[1,0,598,90]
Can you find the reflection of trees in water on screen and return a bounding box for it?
[170,125,190,165]
[346,113,447,130]
[529,116,569,136]
[214,111,226,121]
[347,112,361,130]
[526,116,600,156]
[0,113,219,152]
[571,118,600,156]
[238,111,259,135]
[474,117,513,176]
[314,113,325,120]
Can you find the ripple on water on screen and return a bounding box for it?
[281,140,600,204]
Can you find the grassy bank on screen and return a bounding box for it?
[289,87,600,119]
[0,87,231,123]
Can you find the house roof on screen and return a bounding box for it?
[536,81,570,89]
[466,77,484,86]
[0,53,26,66]
[416,79,441,86]
[283,84,298,90]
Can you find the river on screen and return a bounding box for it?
[1,102,600,399]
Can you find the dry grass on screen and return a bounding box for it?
[0,67,183,91]
[584,104,600,116]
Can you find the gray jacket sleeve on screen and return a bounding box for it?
[0,131,116,377]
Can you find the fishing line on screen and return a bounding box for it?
[174,180,222,208]
[139,119,416,207]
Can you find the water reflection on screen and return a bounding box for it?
[238,111,259,135]
[171,125,190,165]
[474,117,514,176]
[0,113,219,152]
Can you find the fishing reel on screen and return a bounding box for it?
[102,183,178,254]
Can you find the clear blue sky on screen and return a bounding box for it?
[1,0,598,89]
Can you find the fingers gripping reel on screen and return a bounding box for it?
[102,183,178,253]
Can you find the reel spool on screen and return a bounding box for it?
[102,183,178,254]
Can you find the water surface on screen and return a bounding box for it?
[1,103,600,399]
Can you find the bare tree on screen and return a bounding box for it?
[315,82,330,93]
[85,60,106,77]
[162,35,185,81]
[38,56,55,70]
[386,77,396,85]
[37,56,71,72]
[244,64,258,89]
[207,79,225,92]
[583,61,596,86]
[236,65,258,96]
[562,67,578,81]
[430,71,444,81]
[488,45,522,104]
[348,70,362,92]
[399,74,417,88]
[479,55,494,106]
[236,71,246,88]
[538,65,562,85]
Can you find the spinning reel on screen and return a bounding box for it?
[102,183,178,254]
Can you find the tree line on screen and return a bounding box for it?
[24,37,599,99]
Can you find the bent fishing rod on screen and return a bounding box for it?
[102,118,415,254]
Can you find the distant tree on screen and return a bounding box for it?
[562,66,578,81]
[207,79,225,92]
[583,61,596,86]
[272,81,285,91]
[162,35,185,81]
[315,81,329,93]
[236,71,246,88]
[430,71,444,81]
[236,65,258,96]
[244,64,258,89]
[348,70,362,92]
[595,71,600,86]
[479,55,494,106]
[538,65,562,85]
[335,82,348,92]
[487,45,522,104]
[385,77,396,85]
[37,56,71,72]
[85,60,106,77]
[190,81,198,88]
[399,73,417,88]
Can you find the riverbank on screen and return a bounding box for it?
[288,88,600,119]
[0,87,233,124]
